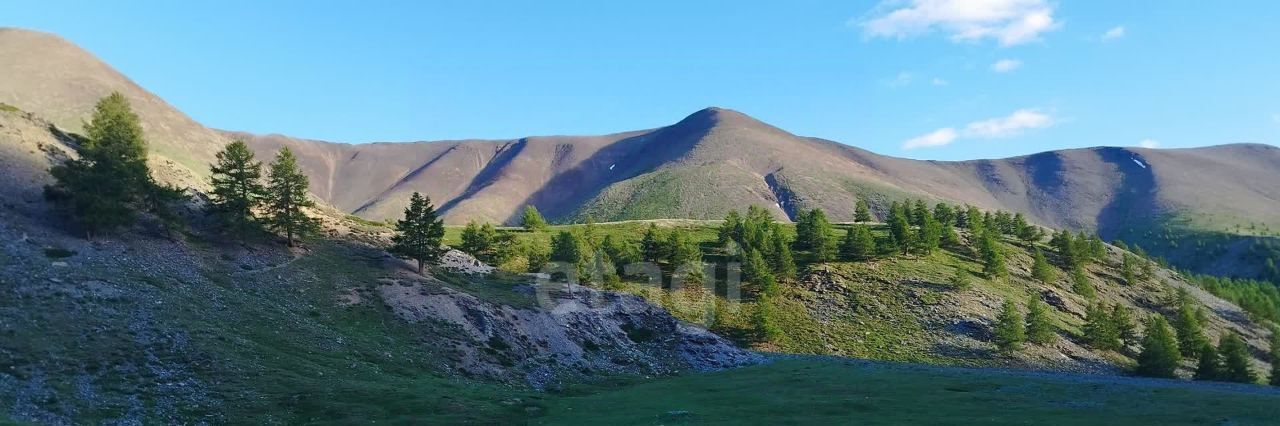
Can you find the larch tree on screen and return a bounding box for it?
[1031,248,1057,283]
[1174,303,1209,358]
[1135,315,1182,378]
[389,192,446,274]
[45,92,154,237]
[768,226,797,280]
[521,205,548,231]
[208,139,266,240]
[1026,297,1056,344]
[854,198,872,223]
[1194,342,1223,381]
[1218,333,1258,384]
[994,299,1026,355]
[840,224,876,260]
[263,148,319,247]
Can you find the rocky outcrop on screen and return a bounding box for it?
[377,278,761,389]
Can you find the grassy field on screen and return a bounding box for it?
[535,357,1280,425]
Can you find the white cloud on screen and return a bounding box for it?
[902,109,1055,150]
[1138,139,1160,149]
[963,109,1054,138]
[902,127,959,149]
[990,59,1022,73]
[884,71,915,87]
[931,77,949,86]
[1101,26,1126,41]
[860,0,1059,46]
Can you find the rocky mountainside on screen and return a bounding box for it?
[1,27,1278,281]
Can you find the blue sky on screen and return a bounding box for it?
[5,0,1279,160]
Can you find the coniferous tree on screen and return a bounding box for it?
[263,148,319,247]
[948,268,973,291]
[1070,265,1096,299]
[796,208,836,261]
[666,231,701,270]
[1135,315,1182,378]
[994,299,1026,355]
[742,248,777,297]
[964,206,984,233]
[940,220,960,248]
[910,199,929,227]
[841,224,876,260]
[459,221,498,261]
[1270,331,1280,386]
[933,203,954,226]
[1026,297,1056,344]
[1194,342,1223,381]
[208,139,266,240]
[1084,303,1121,351]
[1111,304,1138,348]
[45,92,154,237]
[389,192,446,274]
[916,211,942,254]
[1219,333,1258,384]
[641,223,664,263]
[979,231,1008,279]
[1031,248,1057,283]
[1121,253,1138,285]
[521,205,548,231]
[768,226,797,279]
[888,202,913,255]
[550,230,586,279]
[854,198,873,223]
[1174,303,1209,357]
[718,210,744,247]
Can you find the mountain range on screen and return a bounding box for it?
[2,27,1278,279]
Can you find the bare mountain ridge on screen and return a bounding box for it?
[2,27,1279,247]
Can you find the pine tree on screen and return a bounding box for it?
[1111,304,1137,347]
[840,224,876,260]
[888,201,913,254]
[263,148,319,247]
[641,223,664,263]
[1174,303,1209,358]
[550,230,586,278]
[940,221,960,247]
[1121,253,1138,285]
[1070,265,1096,299]
[768,226,797,280]
[45,92,153,237]
[459,221,498,261]
[916,211,942,254]
[1026,297,1056,344]
[1031,248,1057,283]
[1194,342,1223,381]
[389,192,446,274]
[521,205,548,231]
[796,209,836,262]
[994,299,1026,355]
[666,231,701,270]
[1219,333,1258,384]
[208,139,266,240]
[854,198,872,223]
[743,248,777,297]
[1135,315,1182,378]
[1270,331,1280,386]
[979,231,1008,279]
[718,210,744,246]
[1084,303,1121,351]
[933,203,954,226]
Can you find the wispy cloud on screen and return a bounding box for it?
[990,59,1022,73]
[902,109,1055,150]
[931,77,949,86]
[903,128,959,149]
[1138,139,1160,148]
[859,0,1059,46]
[1101,26,1126,41]
[964,109,1053,137]
[883,71,915,88]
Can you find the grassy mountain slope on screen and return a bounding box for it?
[1,26,1277,279]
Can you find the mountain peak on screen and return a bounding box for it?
[671,106,771,132]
